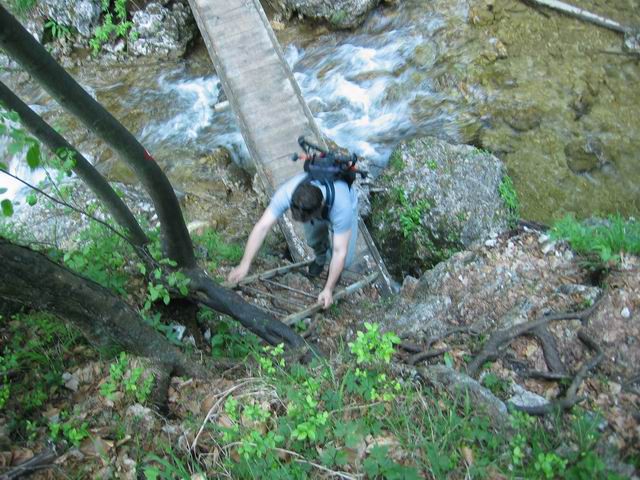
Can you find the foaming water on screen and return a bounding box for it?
[282,8,466,170]
[0,117,47,203]
[135,68,250,164]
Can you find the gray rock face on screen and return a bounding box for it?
[507,384,549,410]
[370,136,510,276]
[382,230,599,343]
[40,0,102,37]
[130,1,196,59]
[264,0,382,29]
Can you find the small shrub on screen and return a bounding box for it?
[100,352,155,404]
[63,220,134,295]
[90,0,134,54]
[44,19,72,40]
[348,322,400,365]
[499,174,519,227]
[192,228,243,272]
[48,411,90,447]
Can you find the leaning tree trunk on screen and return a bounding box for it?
[0,4,194,268]
[0,238,207,379]
[0,80,149,249]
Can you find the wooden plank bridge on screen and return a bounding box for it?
[186,0,394,296]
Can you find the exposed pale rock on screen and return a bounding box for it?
[130,1,196,59]
[264,0,382,29]
[40,0,102,37]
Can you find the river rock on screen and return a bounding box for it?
[40,0,102,38]
[508,383,549,410]
[369,136,510,277]
[130,1,197,59]
[564,138,604,174]
[417,365,508,422]
[264,0,382,29]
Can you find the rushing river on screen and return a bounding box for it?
[2,0,639,222]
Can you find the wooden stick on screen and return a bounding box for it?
[262,278,318,299]
[522,0,630,34]
[0,447,58,480]
[282,272,378,325]
[239,284,307,308]
[222,259,313,288]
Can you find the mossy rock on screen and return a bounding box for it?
[370,136,510,278]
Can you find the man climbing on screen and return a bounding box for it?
[227,139,362,309]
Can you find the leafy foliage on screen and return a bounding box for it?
[394,187,431,239]
[100,352,155,404]
[192,227,243,273]
[136,322,620,479]
[499,174,519,227]
[44,19,72,40]
[348,321,400,365]
[203,310,260,359]
[5,0,36,16]
[0,312,84,439]
[62,220,134,295]
[48,410,90,447]
[90,0,135,54]
[551,214,640,263]
[0,108,43,217]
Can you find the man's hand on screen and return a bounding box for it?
[227,263,249,284]
[317,288,333,310]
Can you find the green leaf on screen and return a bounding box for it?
[8,142,23,155]
[1,199,14,217]
[26,192,37,206]
[0,162,7,170]
[444,351,454,368]
[26,144,40,169]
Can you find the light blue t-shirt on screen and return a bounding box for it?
[268,173,358,234]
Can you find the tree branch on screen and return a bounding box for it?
[0,79,149,248]
[0,5,195,267]
[467,298,601,377]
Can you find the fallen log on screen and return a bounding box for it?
[522,0,630,34]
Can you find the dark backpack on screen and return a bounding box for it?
[292,136,367,220]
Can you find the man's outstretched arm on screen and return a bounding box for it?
[227,209,278,283]
[317,230,350,309]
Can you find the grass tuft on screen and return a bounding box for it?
[551,214,640,263]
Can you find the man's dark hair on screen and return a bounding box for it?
[291,182,323,222]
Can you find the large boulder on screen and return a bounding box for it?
[383,231,595,342]
[40,0,102,38]
[130,1,197,59]
[264,0,383,29]
[369,136,511,277]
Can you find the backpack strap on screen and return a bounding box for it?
[319,179,335,221]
